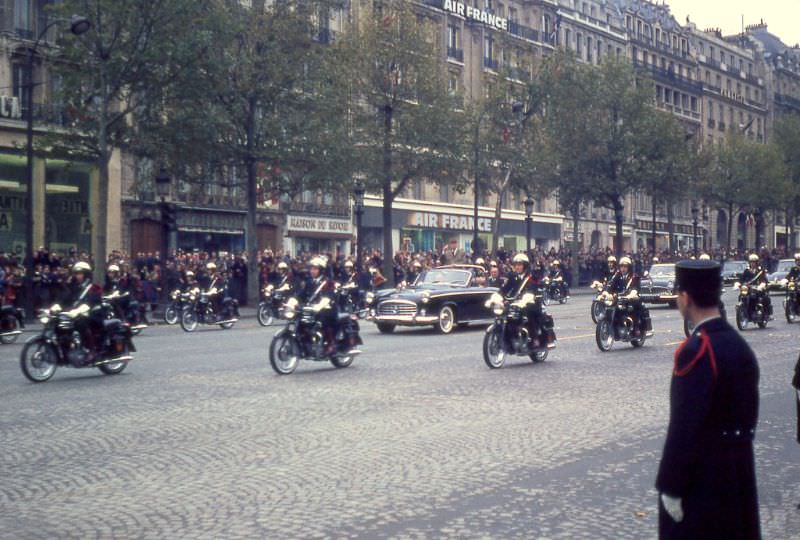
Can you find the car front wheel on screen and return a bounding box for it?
[437,306,456,334]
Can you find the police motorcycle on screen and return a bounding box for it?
[103,289,148,335]
[542,262,568,306]
[0,303,24,344]
[269,261,363,375]
[20,264,136,383]
[164,288,190,325]
[258,282,292,327]
[180,285,240,332]
[595,290,653,351]
[733,255,774,330]
[482,290,556,369]
[783,278,800,324]
[590,280,608,323]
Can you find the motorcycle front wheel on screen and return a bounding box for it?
[482,328,506,369]
[542,291,551,307]
[181,309,198,332]
[164,305,179,325]
[786,300,797,324]
[269,334,300,375]
[591,301,604,324]
[595,321,614,352]
[257,304,274,327]
[20,339,57,383]
[735,306,748,331]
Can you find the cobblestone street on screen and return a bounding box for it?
[1,293,798,539]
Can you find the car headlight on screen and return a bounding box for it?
[421,292,430,304]
[419,308,426,317]
[667,281,674,289]
[365,292,375,305]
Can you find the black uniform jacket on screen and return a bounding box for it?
[608,272,640,295]
[793,354,800,444]
[741,266,767,285]
[500,272,535,300]
[656,317,760,540]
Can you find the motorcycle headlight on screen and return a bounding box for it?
[39,314,50,325]
[493,306,504,316]
[790,282,796,291]
[285,310,296,320]
[171,290,179,300]
[365,292,375,305]
[740,286,749,295]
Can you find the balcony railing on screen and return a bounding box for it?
[508,21,539,42]
[447,46,464,62]
[634,61,703,93]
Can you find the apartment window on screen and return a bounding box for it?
[576,33,583,56]
[586,36,592,62]
[726,79,732,92]
[664,89,671,104]
[564,28,571,49]
[691,96,698,112]
[709,46,714,60]
[12,63,31,116]
[447,24,460,50]
[14,0,31,32]
[655,85,663,102]
[745,86,751,99]
[705,70,711,84]
[596,40,602,62]
[509,7,518,22]
[626,15,632,29]
[448,72,458,95]
[484,36,494,61]
[747,62,752,74]
[716,74,722,88]
[708,100,714,118]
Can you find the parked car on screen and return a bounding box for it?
[367,265,497,334]
[721,260,747,285]
[768,259,795,291]
[640,263,678,307]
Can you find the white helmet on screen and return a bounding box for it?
[185,270,195,278]
[413,261,422,268]
[72,261,91,274]
[107,264,120,273]
[552,260,560,266]
[747,254,759,263]
[512,253,530,265]
[475,257,485,265]
[310,257,326,269]
[699,254,711,261]
[607,255,617,263]
[619,256,632,267]
[344,260,354,268]
[652,257,659,264]
[206,262,217,271]
[794,253,800,261]
[277,261,288,271]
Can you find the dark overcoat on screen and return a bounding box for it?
[656,317,760,540]
[793,354,800,444]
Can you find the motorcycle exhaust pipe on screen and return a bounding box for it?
[93,355,133,366]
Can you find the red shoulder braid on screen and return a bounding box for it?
[673,330,718,379]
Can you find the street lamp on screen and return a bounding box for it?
[23,14,91,321]
[524,195,534,256]
[353,182,365,270]
[691,205,699,257]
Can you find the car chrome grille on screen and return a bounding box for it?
[377,301,417,316]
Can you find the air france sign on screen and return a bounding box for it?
[443,0,509,31]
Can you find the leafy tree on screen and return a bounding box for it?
[49,0,214,279]
[773,115,800,251]
[340,0,465,282]
[578,59,660,256]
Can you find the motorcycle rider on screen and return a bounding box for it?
[548,260,569,299]
[605,255,619,284]
[405,260,423,286]
[67,261,105,361]
[300,257,339,356]
[500,253,546,347]
[203,262,230,320]
[608,256,644,336]
[786,253,800,283]
[740,253,772,318]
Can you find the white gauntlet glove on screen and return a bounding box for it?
[661,493,684,523]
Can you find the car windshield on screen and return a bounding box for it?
[415,269,471,287]
[776,260,794,272]
[649,264,674,277]
[723,262,746,273]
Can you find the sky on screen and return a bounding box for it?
[665,0,800,47]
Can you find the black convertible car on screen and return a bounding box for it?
[641,263,678,306]
[367,265,498,334]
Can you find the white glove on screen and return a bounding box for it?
[757,283,766,292]
[661,493,684,523]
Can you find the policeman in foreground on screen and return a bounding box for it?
[656,260,760,539]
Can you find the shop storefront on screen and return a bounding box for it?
[0,152,92,257]
[284,214,352,256]
[360,200,562,255]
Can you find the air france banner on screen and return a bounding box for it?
[443,0,509,31]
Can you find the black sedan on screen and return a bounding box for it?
[721,260,747,285]
[641,263,678,307]
[367,265,498,334]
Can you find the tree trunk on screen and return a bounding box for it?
[651,197,657,254]
[381,105,395,286]
[491,168,512,254]
[727,202,735,252]
[93,67,110,283]
[245,96,259,306]
[571,204,581,288]
[667,203,675,253]
[613,198,624,257]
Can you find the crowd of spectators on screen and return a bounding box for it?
[0,244,793,312]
